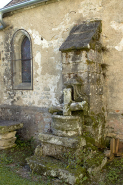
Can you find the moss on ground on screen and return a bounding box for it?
[0,164,43,185]
[85,157,123,185]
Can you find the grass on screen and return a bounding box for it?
[0,164,43,185]
[104,157,123,184]
[85,157,123,185]
[0,136,50,185]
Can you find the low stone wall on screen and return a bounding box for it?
[0,105,52,141]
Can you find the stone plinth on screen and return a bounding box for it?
[0,121,23,149]
[52,115,82,136]
[38,133,80,160]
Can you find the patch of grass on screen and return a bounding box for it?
[104,157,123,184]
[85,157,123,185]
[0,164,43,185]
[0,137,48,185]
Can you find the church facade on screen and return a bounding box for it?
[0,0,123,145]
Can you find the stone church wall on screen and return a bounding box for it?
[0,0,123,140]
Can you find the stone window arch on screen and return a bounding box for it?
[12,29,33,90]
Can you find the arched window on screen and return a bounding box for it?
[12,29,33,90]
[21,37,31,83]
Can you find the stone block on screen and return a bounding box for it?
[0,131,16,139]
[89,73,96,84]
[86,61,97,73]
[52,115,82,133]
[38,133,79,148]
[27,156,85,185]
[62,62,88,74]
[87,49,97,62]
[0,121,23,134]
[0,137,16,148]
[0,120,23,149]
[96,85,103,95]
[41,143,72,160]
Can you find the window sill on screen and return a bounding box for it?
[13,83,33,90]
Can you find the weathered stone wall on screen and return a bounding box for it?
[0,0,123,140]
[0,105,51,140]
[62,50,103,114]
[61,45,105,146]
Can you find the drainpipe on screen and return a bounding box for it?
[0,0,50,30]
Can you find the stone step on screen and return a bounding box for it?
[52,115,82,137]
[39,133,80,148]
[26,156,85,185]
[37,133,86,160]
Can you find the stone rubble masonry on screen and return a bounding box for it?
[62,49,103,114]
[0,0,123,139]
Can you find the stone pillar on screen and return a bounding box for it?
[63,88,72,116]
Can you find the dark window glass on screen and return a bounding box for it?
[21,37,31,83]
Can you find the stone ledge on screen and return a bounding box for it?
[52,129,80,137]
[38,133,80,148]
[0,121,23,134]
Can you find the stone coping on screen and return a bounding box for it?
[59,20,101,51]
[52,115,80,119]
[106,133,123,141]
[0,104,48,113]
[0,120,23,134]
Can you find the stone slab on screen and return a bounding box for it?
[59,20,101,52]
[0,131,16,139]
[0,121,23,134]
[53,129,80,137]
[27,156,85,185]
[0,137,16,147]
[38,133,79,148]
